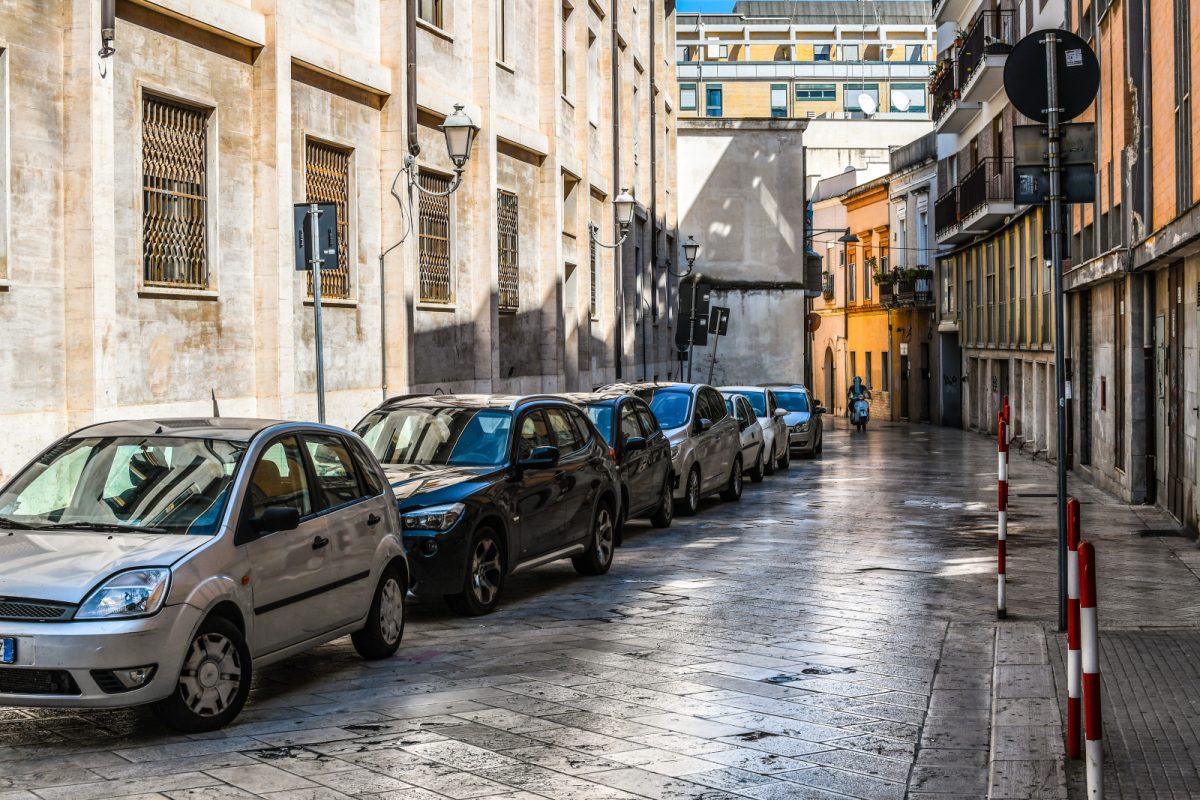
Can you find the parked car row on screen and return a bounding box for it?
[0,382,824,731]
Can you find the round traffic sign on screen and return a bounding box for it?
[1002,29,1099,123]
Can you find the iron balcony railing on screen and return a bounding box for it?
[959,8,1016,82]
[929,58,959,121]
[935,185,959,239]
[959,156,1014,220]
[878,271,934,308]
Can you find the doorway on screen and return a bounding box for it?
[824,346,835,412]
[900,354,911,419]
[1168,262,1185,521]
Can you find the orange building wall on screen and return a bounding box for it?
[1150,0,1176,229]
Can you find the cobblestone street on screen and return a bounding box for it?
[0,420,1190,800]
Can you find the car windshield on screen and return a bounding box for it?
[742,391,767,416]
[775,391,810,413]
[648,390,693,430]
[584,405,615,446]
[356,407,513,467]
[0,436,245,535]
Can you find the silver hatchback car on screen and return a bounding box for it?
[0,418,407,731]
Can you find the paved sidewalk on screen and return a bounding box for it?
[983,435,1200,799]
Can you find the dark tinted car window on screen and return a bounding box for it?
[703,388,728,420]
[546,408,585,453]
[743,391,767,417]
[517,411,555,459]
[633,402,660,436]
[567,409,594,448]
[619,403,641,443]
[357,407,513,467]
[584,404,615,446]
[649,390,692,429]
[349,439,385,496]
[775,391,810,413]
[304,434,365,509]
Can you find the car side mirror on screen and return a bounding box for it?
[815,404,827,415]
[518,445,560,471]
[623,436,648,454]
[773,408,788,418]
[251,506,301,535]
[694,417,712,433]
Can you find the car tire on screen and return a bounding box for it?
[815,432,824,454]
[764,442,777,476]
[720,455,744,501]
[352,564,406,660]
[153,615,252,733]
[677,465,702,517]
[749,449,766,483]
[778,445,791,470]
[445,527,505,616]
[573,499,616,576]
[649,472,674,529]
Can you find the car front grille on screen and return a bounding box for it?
[0,668,81,696]
[0,599,74,621]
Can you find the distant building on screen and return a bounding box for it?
[676,0,936,192]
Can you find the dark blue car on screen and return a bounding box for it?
[354,394,620,616]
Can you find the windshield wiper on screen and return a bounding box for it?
[39,521,169,535]
[0,516,43,530]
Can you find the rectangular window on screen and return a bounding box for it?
[561,5,571,97]
[891,84,927,113]
[849,260,857,301]
[305,139,352,300]
[1114,279,1126,468]
[850,352,857,382]
[843,83,879,112]
[881,352,890,391]
[678,45,693,61]
[813,44,832,61]
[497,190,520,313]
[417,0,443,28]
[864,254,872,300]
[796,84,836,101]
[142,93,210,289]
[770,84,787,118]
[865,352,873,389]
[905,44,923,62]
[841,44,860,61]
[496,0,508,62]
[680,83,697,111]
[1174,0,1192,214]
[588,31,600,123]
[0,49,7,281]
[918,210,928,264]
[706,84,723,117]
[418,170,452,304]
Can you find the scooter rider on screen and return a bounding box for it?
[846,376,871,413]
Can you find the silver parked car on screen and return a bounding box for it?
[719,386,791,473]
[768,384,825,456]
[722,393,767,483]
[0,419,407,731]
[603,382,742,516]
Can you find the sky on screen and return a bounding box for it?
[677,1,736,11]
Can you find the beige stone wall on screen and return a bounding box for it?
[0,0,679,478]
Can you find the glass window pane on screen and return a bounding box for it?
[546,408,584,452]
[518,411,554,459]
[252,437,313,519]
[304,435,363,509]
[619,405,641,442]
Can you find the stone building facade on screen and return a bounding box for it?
[0,0,679,478]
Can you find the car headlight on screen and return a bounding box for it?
[402,502,466,532]
[76,569,171,620]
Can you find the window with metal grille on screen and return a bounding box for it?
[497,190,520,313]
[0,50,7,282]
[1174,0,1192,214]
[589,236,598,319]
[418,170,453,304]
[417,0,443,28]
[142,94,209,289]
[305,140,351,300]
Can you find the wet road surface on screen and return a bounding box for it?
[0,420,1019,799]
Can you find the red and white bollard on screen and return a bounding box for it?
[997,416,1008,619]
[1079,540,1103,798]
[1066,497,1082,760]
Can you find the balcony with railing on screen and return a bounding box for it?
[958,156,1015,234]
[935,184,965,243]
[930,57,981,134]
[877,268,935,309]
[958,8,1016,102]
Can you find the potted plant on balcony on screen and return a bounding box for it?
[954,28,967,48]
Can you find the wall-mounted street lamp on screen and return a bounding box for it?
[588,189,637,249]
[97,0,116,76]
[401,103,480,196]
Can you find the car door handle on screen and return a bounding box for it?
[312,536,330,550]
[367,513,382,526]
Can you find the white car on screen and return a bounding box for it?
[766,384,825,456]
[602,382,743,516]
[721,393,767,482]
[719,386,791,473]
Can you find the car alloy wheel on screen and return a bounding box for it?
[470,537,503,607]
[721,456,743,501]
[574,500,616,575]
[650,473,674,528]
[679,466,702,516]
[595,506,615,565]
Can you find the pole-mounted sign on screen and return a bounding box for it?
[1002,29,1099,632]
[293,202,339,423]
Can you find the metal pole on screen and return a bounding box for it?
[309,203,327,424]
[707,321,721,385]
[1044,32,1068,631]
[687,275,700,382]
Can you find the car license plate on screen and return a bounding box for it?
[0,637,15,665]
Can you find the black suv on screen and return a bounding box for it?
[565,392,674,539]
[354,395,620,615]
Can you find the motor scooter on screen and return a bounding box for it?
[850,396,870,431]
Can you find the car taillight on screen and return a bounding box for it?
[610,447,616,461]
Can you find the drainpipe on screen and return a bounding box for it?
[612,0,623,380]
[644,0,657,382]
